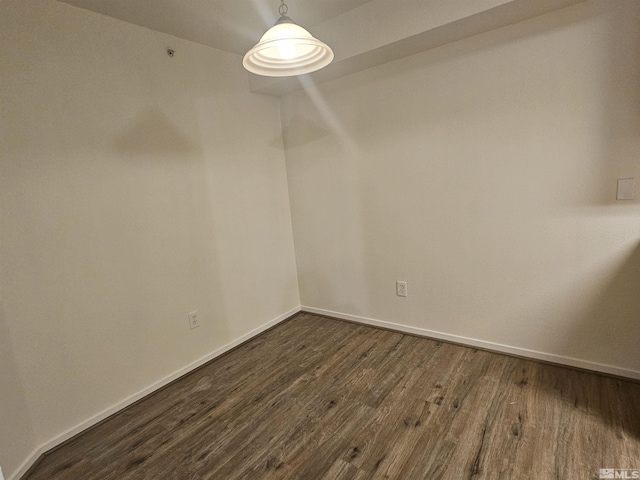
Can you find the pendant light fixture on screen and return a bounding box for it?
[243,0,334,77]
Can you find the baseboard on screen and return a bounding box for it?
[301,306,640,381]
[9,306,301,480]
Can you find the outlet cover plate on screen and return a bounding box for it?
[396,281,407,297]
[188,311,200,329]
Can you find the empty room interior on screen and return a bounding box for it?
[1,0,639,479]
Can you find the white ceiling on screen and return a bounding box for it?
[58,0,374,56]
[58,0,585,96]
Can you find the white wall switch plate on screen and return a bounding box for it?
[617,178,634,200]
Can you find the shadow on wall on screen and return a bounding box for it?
[562,1,640,373]
[594,0,640,206]
[501,242,640,443]
[114,108,202,158]
[544,242,640,441]
[571,242,640,371]
[279,112,331,150]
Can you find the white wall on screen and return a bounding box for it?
[0,1,299,477]
[282,1,640,376]
[2,0,639,477]
[0,312,35,480]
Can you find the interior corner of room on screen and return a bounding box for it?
[1,0,639,479]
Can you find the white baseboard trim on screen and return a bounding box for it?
[8,306,301,480]
[302,306,640,381]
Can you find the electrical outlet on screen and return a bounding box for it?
[188,311,200,329]
[396,281,407,297]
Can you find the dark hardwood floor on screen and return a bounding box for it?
[24,312,640,480]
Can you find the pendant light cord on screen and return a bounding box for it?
[279,0,288,16]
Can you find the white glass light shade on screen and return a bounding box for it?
[243,18,334,77]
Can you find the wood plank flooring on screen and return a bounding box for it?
[24,312,640,480]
